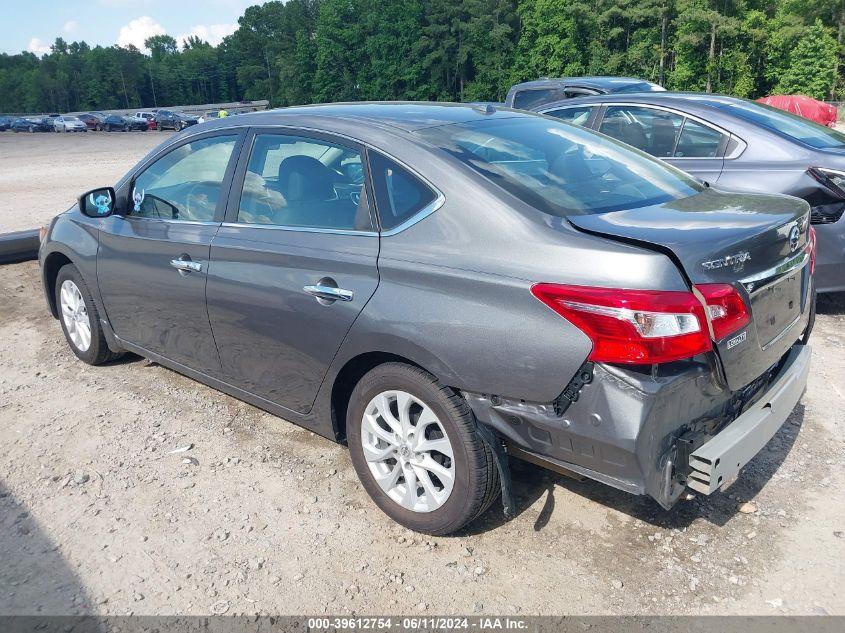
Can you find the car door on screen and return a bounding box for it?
[97,130,245,373]
[596,104,726,183]
[206,128,380,414]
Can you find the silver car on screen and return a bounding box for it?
[39,103,815,534]
[53,115,88,133]
[533,93,845,293]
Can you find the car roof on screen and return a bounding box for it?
[510,77,659,92]
[198,101,530,134]
[534,91,748,113]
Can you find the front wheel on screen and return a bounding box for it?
[55,264,123,365]
[347,363,499,535]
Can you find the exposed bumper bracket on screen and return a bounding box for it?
[687,344,811,495]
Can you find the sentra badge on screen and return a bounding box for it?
[702,251,751,272]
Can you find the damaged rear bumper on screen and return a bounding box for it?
[465,342,810,509]
[686,344,810,494]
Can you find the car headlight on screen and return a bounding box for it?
[809,167,845,197]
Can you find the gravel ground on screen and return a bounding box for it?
[0,130,844,617]
[0,131,173,233]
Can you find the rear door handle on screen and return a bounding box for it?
[170,258,203,274]
[303,284,354,302]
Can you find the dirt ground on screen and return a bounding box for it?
[0,131,844,617]
[0,131,174,233]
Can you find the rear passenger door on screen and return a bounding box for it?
[596,104,726,184]
[205,129,380,414]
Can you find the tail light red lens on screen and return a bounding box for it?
[694,283,751,341]
[531,284,712,364]
[809,226,817,275]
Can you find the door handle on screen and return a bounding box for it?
[170,257,203,274]
[303,284,354,302]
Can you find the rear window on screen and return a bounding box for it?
[416,117,701,217]
[714,99,845,149]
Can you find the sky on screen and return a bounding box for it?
[0,0,267,56]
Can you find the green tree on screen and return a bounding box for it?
[776,19,839,98]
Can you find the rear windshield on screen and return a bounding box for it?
[416,116,701,216]
[714,100,845,149]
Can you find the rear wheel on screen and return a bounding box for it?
[347,363,499,535]
[55,264,123,366]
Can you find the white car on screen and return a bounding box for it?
[133,112,157,129]
[54,115,87,133]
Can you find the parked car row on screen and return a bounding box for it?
[0,109,201,133]
[40,96,822,535]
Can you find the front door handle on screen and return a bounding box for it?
[170,257,203,274]
[303,284,354,302]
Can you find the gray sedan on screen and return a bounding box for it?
[40,103,814,534]
[533,93,845,293]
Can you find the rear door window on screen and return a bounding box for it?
[674,119,725,158]
[368,152,438,231]
[236,133,372,231]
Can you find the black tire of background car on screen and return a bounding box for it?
[54,264,124,366]
[346,362,500,536]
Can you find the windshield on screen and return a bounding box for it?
[65,116,80,121]
[416,116,701,216]
[713,99,845,149]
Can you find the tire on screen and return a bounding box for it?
[29,126,35,133]
[347,362,499,535]
[55,264,123,366]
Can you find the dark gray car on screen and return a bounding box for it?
[505,76,665,110]
[532,93,845,293]
[39,103,814,534]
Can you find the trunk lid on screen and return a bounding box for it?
[568,188,812,390]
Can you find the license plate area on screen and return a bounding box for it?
[750,271,802,348]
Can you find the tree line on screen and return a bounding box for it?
[0,0,842,115]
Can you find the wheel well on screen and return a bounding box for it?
[43,252,73,318]
[330,352,425,442]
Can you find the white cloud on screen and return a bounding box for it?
[117,16,166,50]
[27,37,51,55]
[63,20,78,34]
[176,23,238,48]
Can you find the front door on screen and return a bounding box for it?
[206,129,380,414]
[97,132,243,373]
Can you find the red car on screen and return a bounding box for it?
[756,95,838,128]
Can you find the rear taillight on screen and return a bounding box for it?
[694,283,751,341]
[809,226,817,274]
[531,284,712,364]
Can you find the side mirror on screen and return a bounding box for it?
[79,187,116,218]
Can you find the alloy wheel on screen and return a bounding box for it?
[360,390,455,513]
[60,279,91,352]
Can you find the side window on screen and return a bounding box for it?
[599,106,683,157]
[369,152,438,231]
[675,119,725,158]
[512,88,562,110]
[546,106,595,127]
[131,135,237,222]
[236,133,372,231]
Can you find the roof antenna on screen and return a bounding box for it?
[473,103,496,115]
